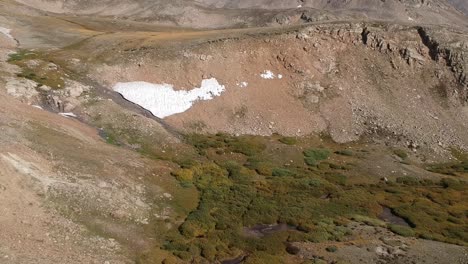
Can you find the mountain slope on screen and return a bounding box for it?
[13,0,468,28]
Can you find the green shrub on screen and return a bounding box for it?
[279,137,297,145]
[393,149,408,159]
[272,168,295,177]
[323,173,347,186]
[192,163,230,189]
[389,224,415,237]
[304,148,331,160]
[328,163,344,170]
[201,244,217,261]
[443,226,468,241]
[174,251,192,261]
[351,215,386,227]
[305,157,318,166]
[252,162,274,176]
[7,50,33,62]
[317,163,330,170]
[304,148,330,166]
[325,245,338,252]
[307,229,331,243]
[186,133,224,150]
[420,179,434,186]
[177,159,198,168]
[229,137,266,156]
[180,181,193,188]
[396,176,419,186]
[104,132,118,145]
[172,168,194,182]
[440,178,465,190]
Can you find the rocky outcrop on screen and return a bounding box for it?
[418,27,468,99]
[299,23,468,103]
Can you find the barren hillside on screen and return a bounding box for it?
[13,0,468,28]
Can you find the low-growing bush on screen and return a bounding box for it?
[250,162,274,176]
[229,137,266,156]
[325,245,338,252]
[272,168,295,177]
[351,215,386,227]
[393,149,408,159]
[279,137,297,145]
[305,156,319,166]
[440,178,466,190]
[304,148,330,166]
[317,163,330,170]
[396,176,419,186]
[304,148,331,160]
[389,224,415,237]
[201,243,217,261]
[172,168,194,182]
[323,173,347,186]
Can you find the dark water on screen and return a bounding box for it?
[379,207,410,226]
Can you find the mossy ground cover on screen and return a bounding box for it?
[425,148,468,176]
[8,49,67,89]
[157,133,468,263]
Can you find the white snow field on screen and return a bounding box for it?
[113,78,225,118]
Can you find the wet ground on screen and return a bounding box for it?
[243,223,296,238]
[379,207,410,227]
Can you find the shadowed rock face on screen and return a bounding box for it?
[13,0,468,28]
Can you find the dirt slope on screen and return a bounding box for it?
[0,22,196,262]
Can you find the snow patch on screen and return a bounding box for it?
[408,17,414,21]
[114,78,225,119]
[59,112,77,118]
[0,27,13,40]
[260,70,275,79]
[260,70,283,80]
[32,105,43,110]
[237,81,248,88]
